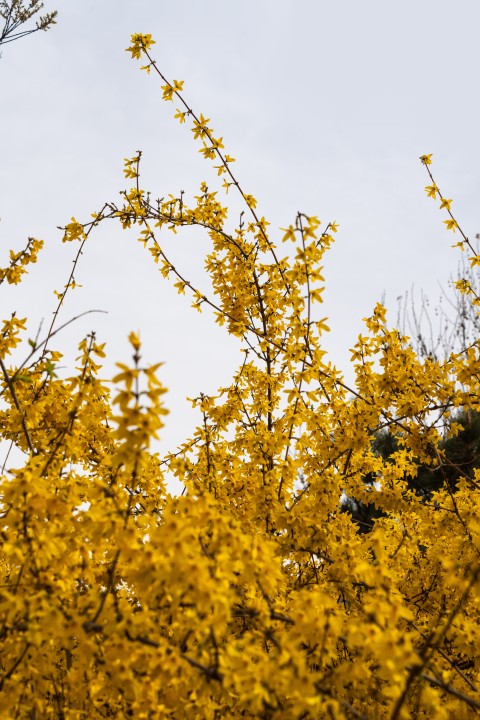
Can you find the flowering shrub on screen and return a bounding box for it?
[1,33,479,719]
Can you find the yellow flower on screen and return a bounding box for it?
[126,33,156,60]
[443,218,458,232]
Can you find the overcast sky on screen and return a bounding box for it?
[1,0,479,456]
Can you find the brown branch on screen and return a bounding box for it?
[419,671,480,711]
[0,357,35,454]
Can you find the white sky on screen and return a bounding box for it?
[1,0,479,456]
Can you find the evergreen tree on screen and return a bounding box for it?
[343,408,480,532]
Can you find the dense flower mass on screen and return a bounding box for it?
[1,32,480,720]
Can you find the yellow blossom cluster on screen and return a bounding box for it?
[0,34,480,719]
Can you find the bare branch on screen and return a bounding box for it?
[0,1,57,52]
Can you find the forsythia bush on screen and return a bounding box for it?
[1,34,480,719]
